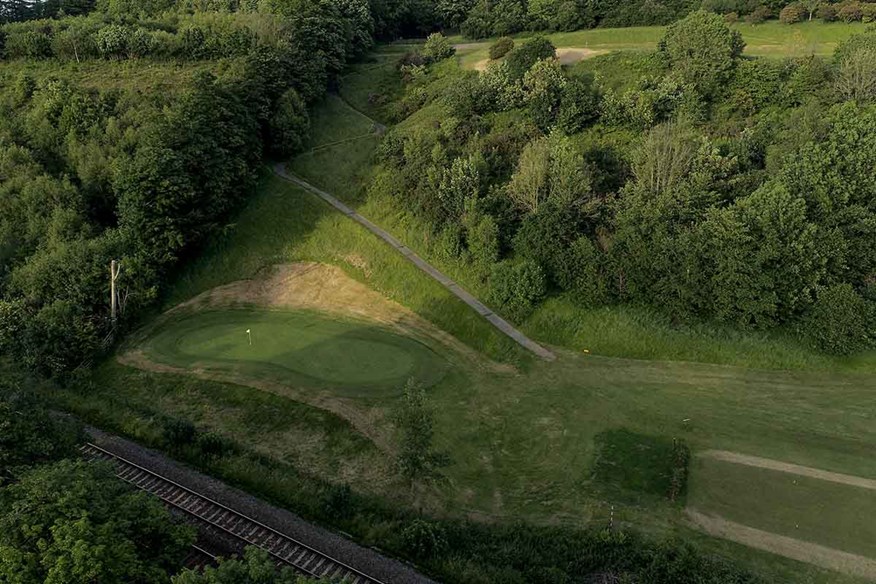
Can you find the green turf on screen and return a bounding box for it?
[688,456,876,559]
[141,309,447,396]
[452,21,869,69]
[590,429,681,504]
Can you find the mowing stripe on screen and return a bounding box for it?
[686,509,876,580]
[272,163,556,361]
[699,450,876,491]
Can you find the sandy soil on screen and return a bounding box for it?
[471,47,608,71]
[686,510,876,580]
[699,450,876,491]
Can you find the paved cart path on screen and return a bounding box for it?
[273,163,556,361]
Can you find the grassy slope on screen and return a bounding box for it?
[45,35,876,583]
[452,21,868,68]
[90,160,876,581]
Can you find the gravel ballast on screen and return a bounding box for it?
[87,426,437,584]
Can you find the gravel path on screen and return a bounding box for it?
[272,163,555,361]
[87,427,437,584]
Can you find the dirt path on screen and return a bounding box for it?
[700,450,876,491]
[686,510,876,581]
[272,163,556,361]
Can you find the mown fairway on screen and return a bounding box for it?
[141,309,447,396]
[453,21,869,68]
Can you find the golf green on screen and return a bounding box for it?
[142,309,447,395]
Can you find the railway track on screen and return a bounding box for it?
[81,442,385,584]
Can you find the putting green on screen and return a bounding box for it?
[142,309,447,395]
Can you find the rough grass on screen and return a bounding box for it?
[140,308,447,396]
[525,297,876,373]
[688,456,876,560]
[0,58,214,91]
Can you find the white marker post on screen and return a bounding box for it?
[246,329,252,346]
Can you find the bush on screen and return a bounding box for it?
[556,76,601,134]
[197,431,234,458]
[724,11,740,22]
[779,3,805,22]
[668,438,690,502]
[162,417,197,448]
[268,88,310,157]
[488,260,547,321]
[659,10,745,97]
[817,3,838,20]
[321,483,353,518]
[422,32,455,62]
[804,284,874,355]
[489,36,515,60]
[401,519,448,559]
[745,5,772,23]
[862,2,876,22]
[505,36,556,80]
[837,0,863,21]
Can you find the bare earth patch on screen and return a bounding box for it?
[556,47,609,65]
[686,510,876,580]
[470,47,608,71]
[699,450,876,491]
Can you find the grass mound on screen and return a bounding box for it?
[141,309,447,397]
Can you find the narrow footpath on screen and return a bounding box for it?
[272,163,556,361]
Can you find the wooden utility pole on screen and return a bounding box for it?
[110,260,120,325]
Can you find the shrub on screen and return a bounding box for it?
[668,438,690,502]
[817,3,838,20]
[745,5,772,23]
[556,76,601,134]
[724,11,740,22]
[804,284,873,355]
[162,416,197,448]
[401,519,448,559]
[559,237,606,306]
[197,431,234,458]
[779,3,805,22]
[659,10,745,97]
[488,260,547,321]
[422,32,455,63]
[837,0,863,21]
[862,2,876,22]
[321,483,353,518]
[94,24,129,59]
[268,88,310,157]
[505,36,556,80]
[489,36,515,60]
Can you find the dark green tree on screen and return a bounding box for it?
[0,459,195,583]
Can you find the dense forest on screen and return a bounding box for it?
[367,15,876,355]
[0,0,413,376]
